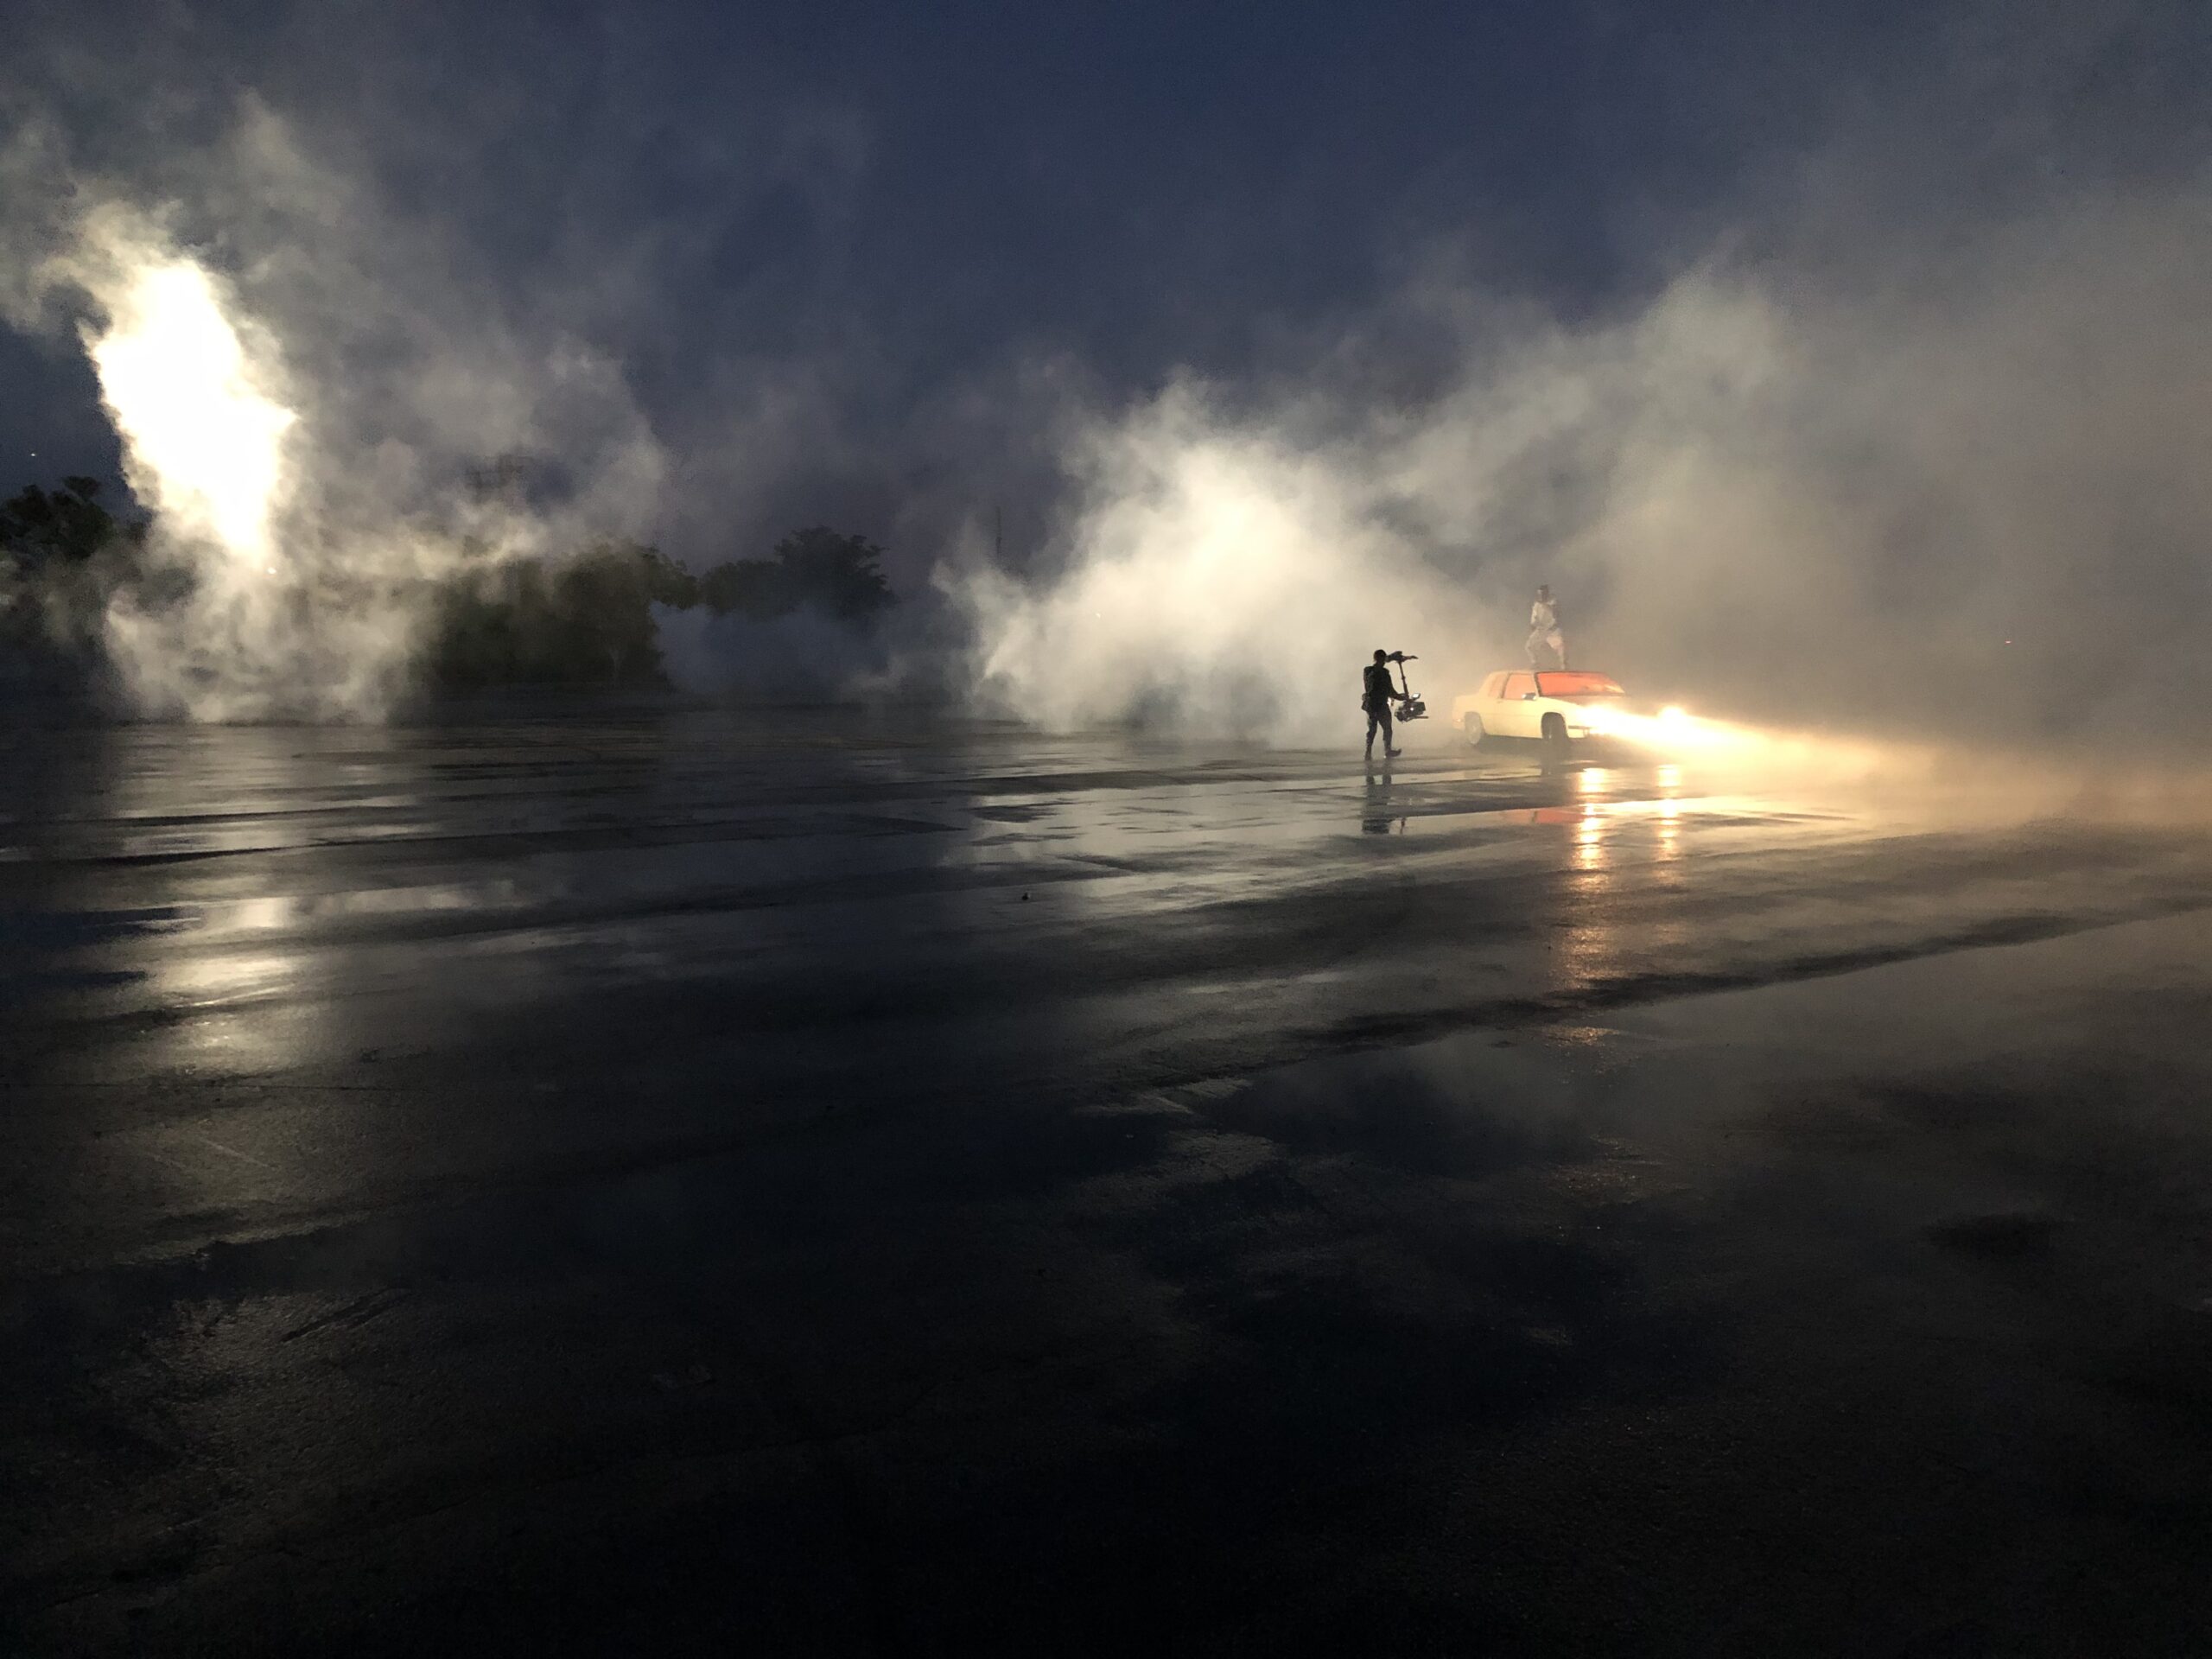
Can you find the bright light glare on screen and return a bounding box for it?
[87,261,295,571]
[1596,708,1742,753]
[1573,698,1923,789]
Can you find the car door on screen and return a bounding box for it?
[1496,671,1540,737]
[1461,672,1504,732]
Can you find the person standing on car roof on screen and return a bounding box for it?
[1527,583,1568,670]
[1363,648,1404,763]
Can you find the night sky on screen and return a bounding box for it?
[3,0,2204,581]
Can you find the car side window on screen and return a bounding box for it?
[1482,673,1505,699]
[1503,673,1535,699]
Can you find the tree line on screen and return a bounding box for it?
[0,479,896,688]
[423,524,895,686]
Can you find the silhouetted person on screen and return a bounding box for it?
[1363,648,1403,761]
[1527,584,1567,669]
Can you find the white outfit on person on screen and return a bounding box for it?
[1526,597,1567,669]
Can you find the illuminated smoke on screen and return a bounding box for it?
[955,386,1486,744]
[85,256,295,576]
[54,209,423,721]
[42,195,584,722]
[956,184,2212,753]
[3,93,673,725]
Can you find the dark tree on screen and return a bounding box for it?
[417,526,892,691]
[696,525,896,624]
[770,525,894,621]
[696,558,785,620]
[423,540,696,687]
[1,477,153,660]
[0,477,140,566]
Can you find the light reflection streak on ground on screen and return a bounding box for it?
[1546,758,1713,979]
[189,881,531,937]
[15,720,2131,1110]
[6,716,2210,1298]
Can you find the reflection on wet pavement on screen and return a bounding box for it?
[6,712,2212,1651]
[5,713,2210,1251]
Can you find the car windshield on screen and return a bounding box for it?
[1535,672,1624,697]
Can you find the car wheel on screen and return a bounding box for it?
[1541,712,1570,750]
[1462,713,1485,747]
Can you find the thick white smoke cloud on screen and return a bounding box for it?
[79,245,294,569]
[51,207,346,717]
[956,385,1484,741]
[5,107,670,721]
[3,4,2205,743]
[954,181,2212,750]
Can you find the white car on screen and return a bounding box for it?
[1452,670,1629,747]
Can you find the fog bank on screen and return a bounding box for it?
[954,184,2212,749]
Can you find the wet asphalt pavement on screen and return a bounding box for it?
[5,710,2212,1654]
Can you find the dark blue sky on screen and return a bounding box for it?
[4,0,2200,566]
